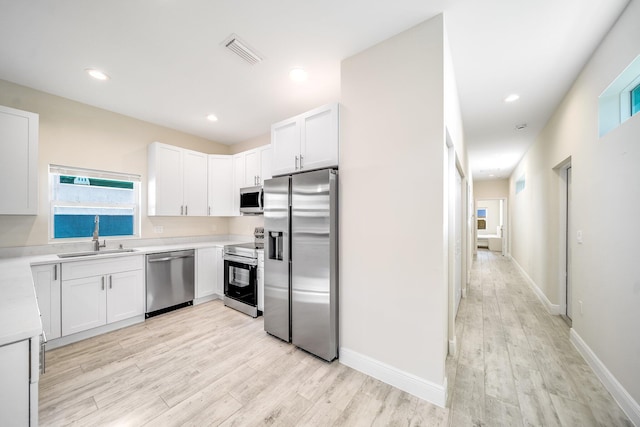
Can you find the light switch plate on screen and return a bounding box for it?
[577,230,583,244]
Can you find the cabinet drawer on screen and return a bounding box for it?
[62,255,144,280]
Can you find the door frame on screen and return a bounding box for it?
[556,158,572,322]
[446,132,468,357]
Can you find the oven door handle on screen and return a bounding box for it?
[224,254,258,266]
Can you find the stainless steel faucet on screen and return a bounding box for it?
[92,215,106,251]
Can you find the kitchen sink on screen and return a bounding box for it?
[57,248,137,258]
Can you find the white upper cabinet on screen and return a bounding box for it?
[259,145,273,184]
[148,142,208,216]
[244,145,272,186]
[0,105,38,215]
[182,149,208,216]
[271,103,339,176]
[230,144,271,215]
[208,155,234,216]
[245,149,260,187]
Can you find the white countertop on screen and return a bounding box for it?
[0,238,253,346]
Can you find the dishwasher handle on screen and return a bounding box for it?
[147,254,195,263]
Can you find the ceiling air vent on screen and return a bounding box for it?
[222,34,263,65]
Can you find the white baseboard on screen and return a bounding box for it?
[339,347,447,408]
[570,329,640,426]
[510,256,560,315]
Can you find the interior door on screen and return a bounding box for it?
[566,166,573,320]
[455,169,462,315]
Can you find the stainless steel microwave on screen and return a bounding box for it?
[239,185,263,214]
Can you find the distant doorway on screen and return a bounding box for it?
[476,198,506,255]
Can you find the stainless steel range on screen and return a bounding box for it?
[223,228,263,317]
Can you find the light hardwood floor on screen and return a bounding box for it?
[40,250,632,426]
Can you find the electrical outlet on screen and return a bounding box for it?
[154,226,164,234]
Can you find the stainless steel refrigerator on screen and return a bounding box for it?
[263,168,338,362]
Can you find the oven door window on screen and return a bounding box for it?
[224,260,257,306]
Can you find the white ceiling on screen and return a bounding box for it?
[0,0,629,180]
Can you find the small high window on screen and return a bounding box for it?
[49,165,141,240]
[632,83,640,116]
[598,55,640,137]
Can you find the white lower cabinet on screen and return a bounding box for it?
[106,270,145,323]
[0,340,30,426]
[196,246,225,299]
[31,263,62,340]
[61,256,144,336]
[216,247,224,296]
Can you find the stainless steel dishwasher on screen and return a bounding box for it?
[146,249,195,317]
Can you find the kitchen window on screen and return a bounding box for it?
[49,165,141,240]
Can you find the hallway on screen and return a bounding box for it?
[446,249,632,426]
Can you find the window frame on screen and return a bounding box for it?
[619,74,640,122]
[631,83,640,117]
[48,164,142,242]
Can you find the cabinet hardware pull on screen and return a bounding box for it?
[300,155,304,169]
[185,205,188,215]
[101,276,105,291]
[109,275,112,289]
[295,155,299,170]
[53,264,57,281]
[208,206,211,216]
[257,175,260,185]
[181,205,184,215]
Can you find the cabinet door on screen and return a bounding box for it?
[149,142,183,216]
[0,340,30,425]
[62,276,106,335]
[31,264,62,340]
[271,117,300,176]
[300,103,339,171]
[106,270,144,324]
[0,106,38,215]
[208,155,234,216]
[260,146,272,184]
[244,149,260,187]
[196,247,217,298]
[197,247,217,298]
[216,247,224,296]
[232,153,245,216]
[183,149,208,216]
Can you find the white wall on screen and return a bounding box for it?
[340,14,452,406]
[473,179,509,200]
[509,0,640,419]
[0,79,233,247]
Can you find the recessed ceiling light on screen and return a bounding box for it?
[504,94,520,103]
[85,68,110,81]
[206,114,218,122]
[289,67,308,83]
